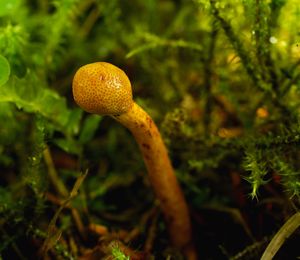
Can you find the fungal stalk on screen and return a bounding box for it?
[72,62,196,259]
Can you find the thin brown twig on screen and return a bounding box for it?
[144,208,159,253]
[39,172,88,258]
[124,206,158,244]
[43,147,87,240]
[43,147,68,197]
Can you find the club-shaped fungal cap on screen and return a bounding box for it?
[72,62,133,115]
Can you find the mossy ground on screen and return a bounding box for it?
[0,0,299,259]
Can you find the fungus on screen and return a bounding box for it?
[72,62,196,259]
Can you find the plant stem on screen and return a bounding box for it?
[261,212,300,260]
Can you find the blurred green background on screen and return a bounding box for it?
[0,0,300,259]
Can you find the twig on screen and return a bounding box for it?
[261,212,300,260]
[230,236,269,260]
[39,171,88,258]
[144,209,159,253]
[124,206,158,244]
[202,204,254,241]
[203,20,218,136]
[209,0,269,93]
[79,6,101,39]
[43,146,68,197]
[0,227,26,260]
[43,148,87,239]
[254,0,279,92]
[281,72,300,96]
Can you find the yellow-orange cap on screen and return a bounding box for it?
[72,62,133,115]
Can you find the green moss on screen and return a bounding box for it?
[0,0,300,259]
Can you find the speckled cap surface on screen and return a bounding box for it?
[72,62,133,115]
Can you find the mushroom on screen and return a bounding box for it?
[72,62,196,259]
